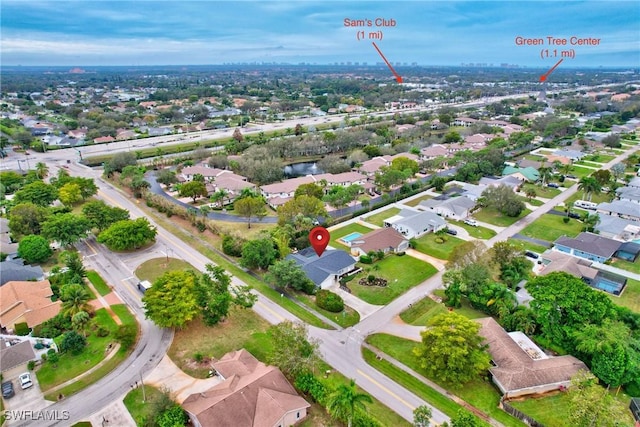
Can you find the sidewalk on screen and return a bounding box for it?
[87,399,136,427]
[405,249,447,271]
[145,355,223,403]
[332,286,382,320]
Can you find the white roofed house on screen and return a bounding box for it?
[181,165,254,201]
[418,196,476,220]
[384,208,446,239]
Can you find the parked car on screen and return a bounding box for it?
[445,228,458,236]
[566,174,577,179]
[568,212,581,219]
[525,251,539,259]
[547,183,559,188]
[18,372,32,389]
[1,381,14,398]
[464,219,478,227]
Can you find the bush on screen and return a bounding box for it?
[563,217,570,224]
[294,372,328,405]
[315,290,344,313]
[221,235,244,257]
[396,251,406,256]
[14,322,30,336]
[194,353,204,363]
[27,360,36,370]
[95,326,110,338]
[34,313,72,338]
[115,324,138,350]
[59,331,87,355]
[359,255,373,264]
[435,237,445,244]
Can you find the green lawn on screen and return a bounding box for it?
[412,232,466,260]
[569,165,596,178]
[610,278,640,313]
[346,255,437,305]
[452,221,497,239]
[404,194,433,207]
[123,385,167,427]
[611,258,640,275]
[400,296,448,325]
[168,307,272,378]
[367,334,526,427]
[520,214,584,243]
[564,190,613,206]
[363,207,401,227]
[582,153,615,163]
[518,196,544,207]
[329,222,374,248]
[135,257,197,283]
[37,308,120,391]
[86,270,111,296]
[521,183,561,199]
[296,293,360,328]
[473,207,532,227]
[508,238,549,255]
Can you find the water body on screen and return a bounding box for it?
[283,161,324,177]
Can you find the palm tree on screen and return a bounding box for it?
[581,212,600,232]
[326,379,373,427]
[538,166,553,186]
[210,189,227,208]
[578,176,601,201]
[71,310,91,334]
[60,284,92,318]
[35,162,49,179]
[524,187,537,201]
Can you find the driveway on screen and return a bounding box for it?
[3,364,51,426]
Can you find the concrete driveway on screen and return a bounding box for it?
[2,364,52,425]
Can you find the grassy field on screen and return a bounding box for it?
[568,165,596,178]
[413,232,466,260]
[399,296,448,325]
[518,195,544,207]
[451,220,497,239]
[610,278,640,313]
[214,219,277,239]
[521,183,562,199]
[86,270,111,296]
[123,385,169,427]
[296,293,360,328]
[168,307,272,378]
[564,190,612,206]
[135,257,196,283]
[508,238,549,254]
[329,222,374,247]
[473,207,531,227]
[520,214,584,243]
[346,255,437,305]
[582,153,615,163]
[404,194,433,207]
[367,334,526,427]
[611,258,640,275]
[363,207,401,227]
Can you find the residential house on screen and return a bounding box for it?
[183,349,310,427]
[420,144,448,160]
[597,201,640,222]
[538,251,599,284]
[0,338,36,372]
[286,247,356,289]
[554,149,585,162]
[464,133,491,145]
[418,196,475,220]
[116,129,138,141]
[616,186,640,204]
[260,172,366,201]
[595,215,640,241]
[349,228,409,257]
[553,232,622,263]
[502,166,540,183]
[148,127,172,137]
[615,242,640,262]
[357,154,418,177]
[181,165,254,200]
[0,258,44,286]
[478,175,522,191]
[452,117,478,127]
[627,177,640,189]
[0,280,62,333]
[477,317,588,398]
[384,208,446,239]
[93,135,115,144]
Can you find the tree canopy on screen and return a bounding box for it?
[41,213,91,247]
[97,217,157,251]
[142,270,200,328]
[82,200,130,232]
[235,196,266,229]
[13,181,58,206]
[268,321,321,378]
[265,259,315,294]
[241,237,277,270]
[17,235,52,264]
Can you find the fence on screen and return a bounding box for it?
[501,400,546,427]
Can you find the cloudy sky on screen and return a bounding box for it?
[2,1,638,67]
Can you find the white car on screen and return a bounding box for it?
[464,219,478,227]
[19,372,33,389]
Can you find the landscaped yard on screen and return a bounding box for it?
[363,207,401,227]
[508,238,549,255]
[452,221,497,239]
[564,190,612,206]
[520,214,584,243]
[296,293,360,328]
[400,296,448,325]
[404,194,433,207]
[123,385,167,427]
[135,257,197,283]
[610,278,640,313]
[86,271,111,296]
[521,183,561,199]
[168,307,272,378]
[518,195,544,207]
[582,153,615,163]
[412,232,466,260]
[344,255,437,305]
[473,207,531,227]
[328,222,374,248]
[568,165,596,178]
[366,334,526,427]
[611,257,640,275]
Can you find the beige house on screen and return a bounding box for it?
[0,280,62,332]
[183,349,310,427]
[350,227,409,257]
[478,317,588,398]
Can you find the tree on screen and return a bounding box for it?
[265,259,316,294]
[241,238,277,270]
[391,156,419,174]
[413,312,491,384]
[294,123,303,136]
[59,330,87,355]
[450,409,480,427]
[444,130,461,143]
[568,371,628,427]
[41,213,91,247]
[592,169,611,186]
[580,212,599,232]
[413,405,433,427]
[374,166,408,193]
[611,163,625,181]
[602,134,621,148]
[578,176,601,201]
[294,183,324,200]
[8,203,50,238]
[60,284,92,318]
[447,240,487,270]
[195,264,232,326]
[104,151,137,175]
[97,217,157,251]
[142,270,200,328]
[61,250,86,278]
[156,169,178,187]
[157,405,188,427]
[277,195,327,226]
[209,189,227,208]
[232,127,243,142]
[268,321,321,378]
[481,184,525,217]
[235,196,266,229]
[58,182,83,206]
[13,181,58,206]
[178,180,207,203]
[71,311,91,333]
[524,187,537,201]
[538,166,553,186]
[82,200,130,232]
[17,235,52,264]
[323,185,362,209]
[326,379,373,427]
[35,162,49,179]
[430,176,447,192]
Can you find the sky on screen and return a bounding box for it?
[1,1,639,68]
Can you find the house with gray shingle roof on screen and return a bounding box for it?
[384,208,446,239]
[0,258,44,286]
[286,248,356,289]
[554,232,622,263]
[419,196,475,220]
[597,201,640,222]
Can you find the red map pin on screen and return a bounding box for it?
[309,226,330,257]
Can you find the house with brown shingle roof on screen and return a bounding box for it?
[183,349,310,427]
[477,317,588,398]
[350,227,409,257]
[0,280,61,333]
